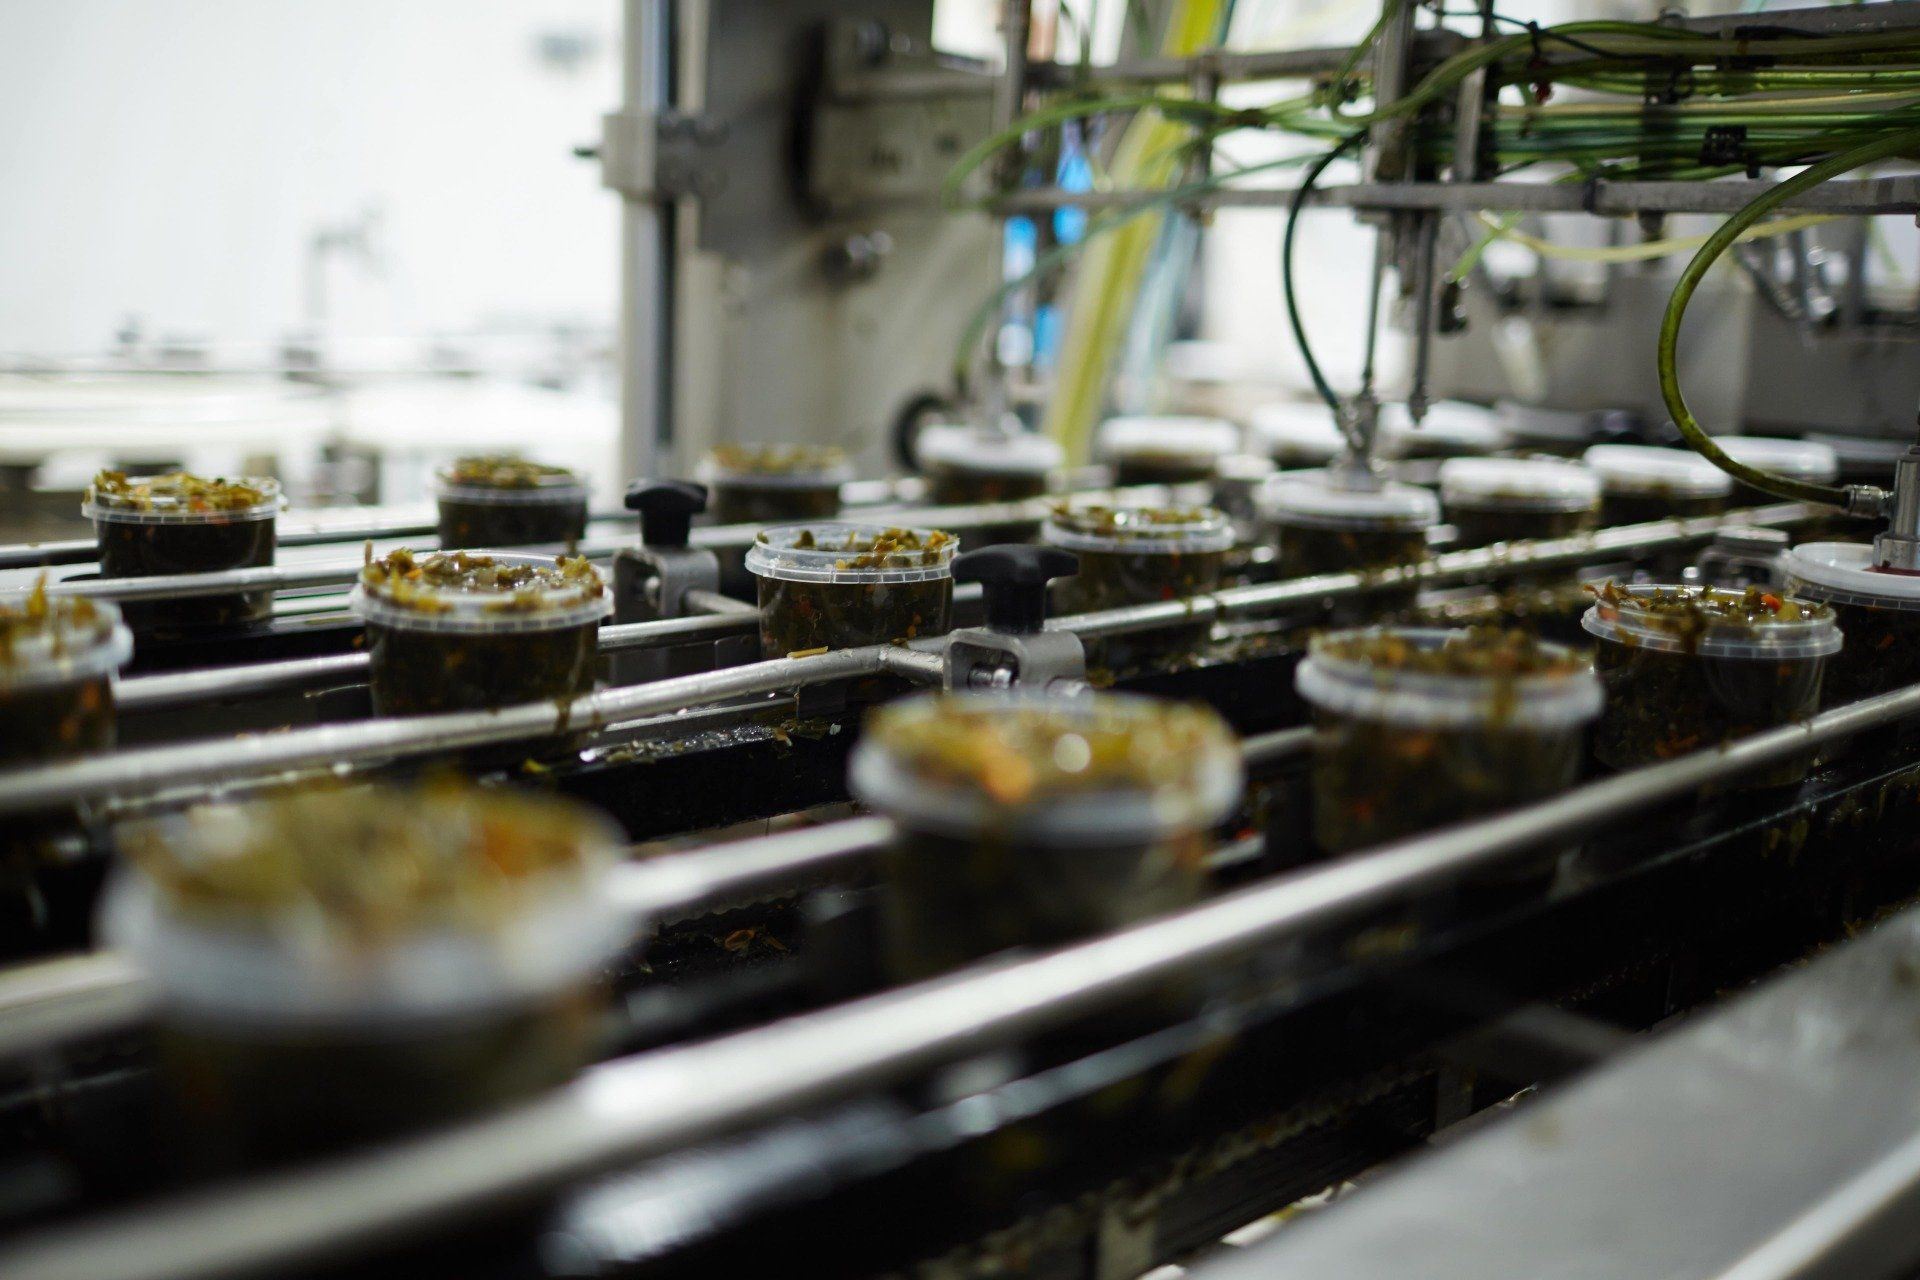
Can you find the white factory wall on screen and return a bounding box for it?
[0,0,620,361]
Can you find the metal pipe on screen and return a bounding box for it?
[0,953,155,1060]
[11,679,1919,1280]
[681,589,756,616]
[112,614,761,715]
[0,648,891,817]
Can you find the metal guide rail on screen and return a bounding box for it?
[2,678,1919,1280]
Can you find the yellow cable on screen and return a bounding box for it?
[1042,0,1226,465]
[1473,210,1838,265]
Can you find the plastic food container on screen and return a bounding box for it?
[1494,400,1610,457]
[1583,583,1841,789]
[0,585,132,767]
[351,549,609,715]
[434,456,589,550]
[1582,445,1733,526]
[849,691,1242,980]
[1247,402,1345,469]
[1379,400,1508,462]
[1296,628,1601,855]
[1097,415,1240,487]
[1044,503,1235,615]
[82,471,281,632]
[1258,470,1439,579]
[1782,541,1920,706]
[102,782,628,1170]
[1714,436,1840,508]
[699,443,852,527]
[917,425,1061,548]
[1439,457,1602,549]
[745,523,956,658]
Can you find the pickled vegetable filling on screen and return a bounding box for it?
[87,470,278,631]
[0,586,117,766]
[436,456,587,549]
[1448,505,1596,551]
[754,527,956,656]
[1277,525,1430,578]
[359,550,604,715]
[1820,599,1920,704]
[926,469,1050,508]
[1586,583,1835,788]
[1049,505,1230,615]
[442,456,578,489]
[1112,453,1219,486]
[125,784,606,937]
[1305,629,1593,854]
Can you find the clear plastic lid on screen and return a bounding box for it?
[1783,541,1920,614]
[1379,401,1508,458]
[1582,445,1733,499]
[1255,470,1441,531]
[1042,503,1236,555]
[698,443,855,490]
[1097,415,1240,463]
[1439,457,1602,513]
[849,690,1243,844]
[1215,453,1278,485]
[352,549,611,634]
[1246,402,1345,465]
[744,523,958,584]
[82,471,283,525]
[101,788,631,1025]
[1712,435,1840,484]
[1296,628,1602,731]
[434,457,588,506]
[916,424,1064,477]
[0,593,133,691]
[1581,584,1842,659]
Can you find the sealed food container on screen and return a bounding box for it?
[1782,541,1920,705]
[1494,400,1612,458]
[1583,582,1841,788]
[917,424,1061,547]
[1379,400,1508,463]
[434,455,589,550]
[1582,445,1733,526]
[82,470,281,632]
[102,781,628,1169]
[745,523,956,658]
[699,443,852,527]
[849,691,1241,980]
[1258,470,1439,579]
[1044,503,1235,614]
[0,581,132,767]
[1714,436,1840,509]
[352,549,609,715]
[1096,416,1239,487]
[1439,457,1602,549]
[1247,402,1345,469]
[1297,628,1601,855]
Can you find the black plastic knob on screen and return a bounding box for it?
[953,544,1079,635]
[625,480,708,548]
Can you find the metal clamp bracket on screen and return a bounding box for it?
[600,108,729,202]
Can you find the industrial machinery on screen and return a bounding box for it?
[10,3,1920,1279]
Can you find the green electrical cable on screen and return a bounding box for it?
[1282,131,1367,415]
[1658,126,1920,507]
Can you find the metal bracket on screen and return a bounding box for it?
[943,628,1088,694]
[599,108,729,202]
[611,546,729,684]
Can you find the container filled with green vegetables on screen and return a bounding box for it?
[1096,416,1239,487]
[1582,445,1732,526]
[1439,457,1601,550]
[1246,402,1344,470]
[699,443,852,527]
[1583,582,1841,788]
[434,455,589,550]
[745,523,956,658]
[102,780,628,1170]
[1782,542,1920,706]
[1296,627,1601,855]
[82,470,282,633]
[849,691,1241,981]
[352,548,609,715]
[1259,470,1438,578]
[0,580,132,768]
[916,424,1062,547]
